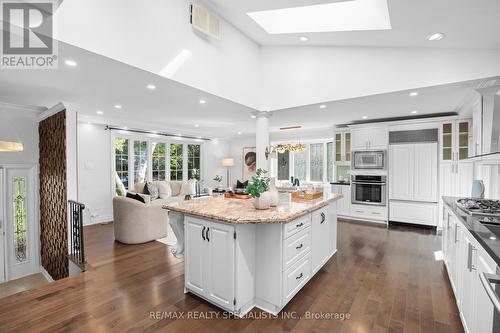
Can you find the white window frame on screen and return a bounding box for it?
[110,131,204,195]
[271,138,332,184]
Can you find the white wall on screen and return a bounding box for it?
[260,46,500,110]
[203,139,230,188]
[228,136,256,186]
[77,123,112,225]
[0,107,39,165]
[55,0,262,110]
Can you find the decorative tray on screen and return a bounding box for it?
[291,191,323,201]
[224,193,251,200]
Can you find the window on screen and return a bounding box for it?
[293,151,306,181]
[310,143,324,182]
[115,138,129,189]
[13,177,27,263]
[152,143,166,181]
[134,140,148,183]
[277,151,290,181]
[327,142,334,182]
[170,143,183,180]
[188,144,201,180]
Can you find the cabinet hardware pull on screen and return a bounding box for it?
[320,212,325,223]
[296,273,303,280]
[296,244,303,250]
[467,243,473,271]
[202,226,206,240]
[206,227,210,242]
[454,224,459,243]
[296,222,304,228]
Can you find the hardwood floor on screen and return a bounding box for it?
[0,273,49,299]
[0,220,463,332]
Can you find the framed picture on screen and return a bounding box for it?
[242,147,256,181]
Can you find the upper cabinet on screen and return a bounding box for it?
[334,130,351,163]
[350,127,388,150]
[441,120,472,163]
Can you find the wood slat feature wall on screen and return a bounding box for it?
[39,111,69,280]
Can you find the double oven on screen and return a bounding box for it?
[351,150,387,206]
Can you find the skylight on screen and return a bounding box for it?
[247,0,391,34]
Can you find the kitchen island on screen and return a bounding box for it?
[163,193,342,316]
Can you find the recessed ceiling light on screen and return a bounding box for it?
[247,1,391,34]
[409,91,418,97]
[362,116,368,119]
[96,110,103,115]
[319,104,327,109]
[194,124,200,127]
[427,32,445,41]
[146,84,156,90]
[237,131,243,135]
[299,36,309,42]
[251,115,257,119]
[64,59,77,67]
[114,104,122,109]
[411,110,418,114]
[199,99,206,104]
[490,236,497,240]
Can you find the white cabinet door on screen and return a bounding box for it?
[389,144,414,200]
[185,218,206,295]
[342,186,351,216]
[440,164,455,197]
[474,253,497,333]
[350,128,370,150]
[413,143,438,202]
[456,162,473,197]
[459,232,475,333]
[311,209,329,273]
[369,127,388,149]
[206,221,235,310]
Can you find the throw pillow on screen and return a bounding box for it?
[146,182,159,200]
[154,181,172,199]
[236,180,248,189]
[143,183,150,195]
[126,192,145,204]
[180,179,197,196]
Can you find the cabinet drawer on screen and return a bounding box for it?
[283,227,311,270]
[351,204,387,220]
[283,214,311,239]
[389,201,437,226]
[283,253,311,303]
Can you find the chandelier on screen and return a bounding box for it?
[276,143,307,153]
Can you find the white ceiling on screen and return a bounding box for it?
[0,42,256,139]
[206,0,500,48]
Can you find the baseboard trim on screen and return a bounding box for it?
[84,214,113,226]
[40,266,54,283]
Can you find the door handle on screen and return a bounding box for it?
[202,226,206,241]
[206,227,210,242]
[296,243,303,250]
[296,222,304,228]
[320,212,325,223]
[296,272,303,280]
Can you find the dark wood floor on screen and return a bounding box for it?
[0,220,463,333]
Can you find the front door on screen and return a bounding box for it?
[5,168,37,280]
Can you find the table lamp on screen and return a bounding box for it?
[221,158,234,188]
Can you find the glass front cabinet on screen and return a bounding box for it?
[334,130,351,183]
[441,120,472,162]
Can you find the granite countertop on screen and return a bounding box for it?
[162,193,343,224]
[443,196,500,266]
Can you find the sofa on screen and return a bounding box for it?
[113,180,190,244]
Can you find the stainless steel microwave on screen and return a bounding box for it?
[352,150,386,170]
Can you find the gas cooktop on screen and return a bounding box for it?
[456,198,500,217]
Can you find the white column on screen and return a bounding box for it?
[254,111,271,171]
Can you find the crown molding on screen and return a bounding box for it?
[0,101,47,113]
[37,102,66,122]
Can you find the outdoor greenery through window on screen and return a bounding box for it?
[115,138,129,189]
[170,143,183,180]
[13,176,27,263]
[310,143,324,182]
[134,141,148,183]
[152,143,166,181]
[188,144,201,180]
[277,151,290,181]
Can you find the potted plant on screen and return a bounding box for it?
[213,175,223,190]
[245,168,271,210]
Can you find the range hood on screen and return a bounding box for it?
[475,85,500,158]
